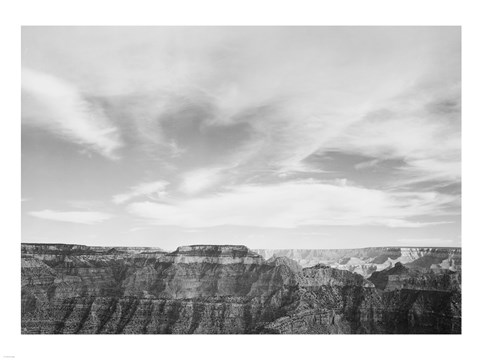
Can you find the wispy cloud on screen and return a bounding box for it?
[113,180,169,204]
[392,158,461,189]
[322,83,461,189]
[29,209,114,224]
[22,68,123,159]
[179,168,224,195]
[21,27,461,248]
[127,180,457,228]
[21,28,460,175]
[354,159,381,170]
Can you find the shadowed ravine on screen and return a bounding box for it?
[21,244,461,334]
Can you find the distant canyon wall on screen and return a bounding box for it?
[254,247,461,277]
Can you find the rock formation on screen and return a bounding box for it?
[254,247,461,277]
[21,243,461,334]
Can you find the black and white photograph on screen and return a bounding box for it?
[3,0,480,356]
[19,25,462,336]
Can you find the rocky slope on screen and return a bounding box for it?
[21,243,461,334]
[254,247,461,277]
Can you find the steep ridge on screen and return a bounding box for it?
[254,247,461,277]
[366,263,461,334]
[21,243,461,334]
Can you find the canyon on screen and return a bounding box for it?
[21,243,461,334]
[254,247,461,277]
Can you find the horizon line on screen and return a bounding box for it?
[20,241,462,251]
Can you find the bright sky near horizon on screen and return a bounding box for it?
[21,26,461,250]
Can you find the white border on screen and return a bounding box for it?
[2,1,478,359]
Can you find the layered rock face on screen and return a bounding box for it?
[21,243,461,334]
[254,247,461,277]
[369,262,461,291]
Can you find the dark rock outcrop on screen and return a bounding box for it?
[368,261,461,292]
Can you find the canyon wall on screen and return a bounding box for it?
[21,243,461,334]
[254,247,461,277]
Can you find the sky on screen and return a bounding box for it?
[21,26,461,250]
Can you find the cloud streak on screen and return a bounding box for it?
[320,82,461,190]
[179,168,225,195]
[22,68,123,159]
[29,209,114,224]
[113,180,169,204]
[127,180,457,228]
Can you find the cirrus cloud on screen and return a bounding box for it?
[29,209,114,224]
[22,68,123,159]
[126,180,457,228]
[113,180,169,204]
